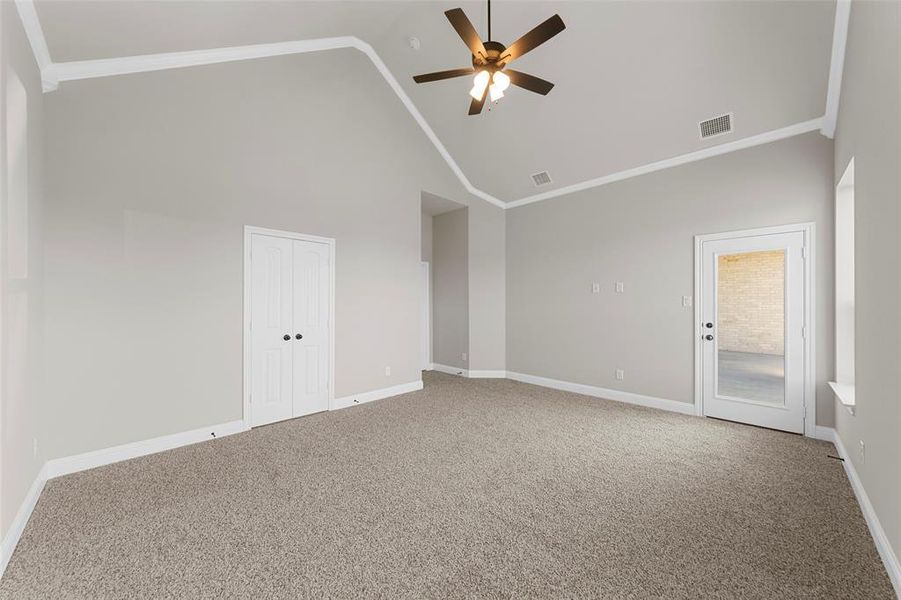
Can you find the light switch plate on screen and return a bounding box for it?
[682,295,693,307]
[615,282,624,293]
[592,283,600,293]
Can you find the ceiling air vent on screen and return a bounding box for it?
[699,113,733,139]
[531,171,552,187]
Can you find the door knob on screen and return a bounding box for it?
[705,334,714,341]
[705,322,714,328]
[295,334,303,340]
[283,334,291,341]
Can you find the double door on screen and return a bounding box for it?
[250,233,331,427]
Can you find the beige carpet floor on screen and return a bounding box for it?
[1,372,894,599]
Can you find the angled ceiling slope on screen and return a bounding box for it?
[14,0,850,209]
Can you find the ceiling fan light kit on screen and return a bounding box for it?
[412,0,566,115]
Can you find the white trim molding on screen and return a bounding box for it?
[430,364,507,379]
[13,0,842,209]
[332,380,423,410]
[693,222,817,438]
[430,363,469,377]
[0,465,47,578]
[12,0,56,91]
[506,371,697,416]
[819,427,901,595]
[1,418,246,580]
[821,0,852,139]
[45,420,247,479]
[505,119,824,209]
[467,370,507,379]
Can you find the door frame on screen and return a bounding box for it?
[243,225,336,429]
[693,222,816,437]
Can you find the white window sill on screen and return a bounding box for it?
[828,382,856,415]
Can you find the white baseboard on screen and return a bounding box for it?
[0,464,47,579]
[45,420,247,480]
[813,425,837,443]
[821,427,901,595]
[430,363,468,377]
[467,370,507,379]
[506,371,697,416]
[332,380,423,410]
[429,364,506,379]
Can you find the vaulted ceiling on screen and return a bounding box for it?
[33,1,838,204]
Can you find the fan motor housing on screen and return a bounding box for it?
[473,41,507,67]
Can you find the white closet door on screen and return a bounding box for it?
[291,240,331,416]
[250,234,294,427]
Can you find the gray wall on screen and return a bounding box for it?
[833,0,901,570]
[1,3,45,539]
[468,201,505,372]
[421,213,432,263]
[507,133,835,424]
[42,49,502,460]
[432,208,468,369]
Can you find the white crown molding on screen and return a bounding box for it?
[13,0,841,209]
[505,118,825,208]
[13,0,56,91]
[820,0,852,139]
[32,32,507,209]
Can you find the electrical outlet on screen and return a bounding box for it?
[682,295,693,308]
[461,352,467,362]
[385,366,391,377]
[592,283,600,293]
[615,369,624,381]
[32,438,38,458]
[859,440,866,462]
[615,282,624,294]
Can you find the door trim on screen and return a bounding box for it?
[693,222,816,437]
[243,225,336,429]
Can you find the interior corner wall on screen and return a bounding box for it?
[506,132,835,423]
[0,2,45,540]
[833,0,901,572]
[40,48,497,461]
[467,201,505,372]
[432,207,468,369]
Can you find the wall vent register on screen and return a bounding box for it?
[531,171,553,186]
[699,113,734,139]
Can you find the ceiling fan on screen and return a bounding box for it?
[412,1,565,115]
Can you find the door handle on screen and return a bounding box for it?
[705,322,714,328]
[283,334,291,341]
[295,334,303,340]
[704,334,714,341]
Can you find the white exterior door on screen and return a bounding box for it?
[292,240,331,416]
[250,232,332,427]
[700,230,806,433]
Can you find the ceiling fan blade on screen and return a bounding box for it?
[468,87,487,115]
[445,8,487,58]
[413,68,475,84]
[501,14,565,63]
[505,69,555,95]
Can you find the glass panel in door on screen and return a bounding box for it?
[716,250,786,405]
